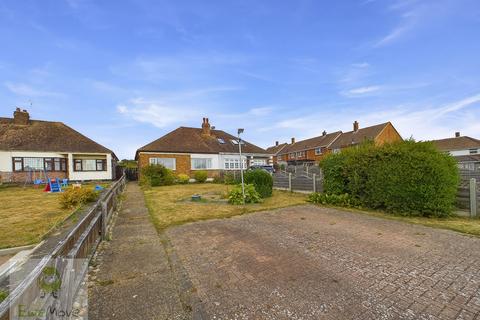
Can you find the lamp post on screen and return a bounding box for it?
[237,128,245,204]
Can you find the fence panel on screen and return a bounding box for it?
[0,175,126,320]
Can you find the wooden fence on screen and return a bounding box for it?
[0,175,126,320]
[273,171,323,193]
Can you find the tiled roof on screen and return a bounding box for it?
[0,117,115,156]
[329,123,390,149]
[136,127,269,157]
[280,131,342,154]
[266,143,288,155]
[431,136,480,151]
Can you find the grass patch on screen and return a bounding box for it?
[0,290,8,302]
[0,182,109,249]
[143,184,307,230]
[321,204,480,237]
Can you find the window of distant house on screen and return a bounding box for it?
[251,159,266,166]
[191,158,212,170]
[13,157,67,172]
[469,149,479,155]
[217,138,225,144]
[315,148,323,155]
[74,159,107,171]
[277,156,282,161]
[149,157,176,170]
[295,151,305,158]
[290,153,295,159]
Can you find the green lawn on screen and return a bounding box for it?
[143,183,308,230]
[0,182,110,249]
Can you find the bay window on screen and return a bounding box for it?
[12,157,66,172]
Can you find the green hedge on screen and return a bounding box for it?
[244,169,273,198]
[319,140,459,217]
[140,164,175,187]
[194,170,208,183]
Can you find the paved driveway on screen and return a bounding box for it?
[167,205,480,320]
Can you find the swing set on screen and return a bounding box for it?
[23,168,67,193]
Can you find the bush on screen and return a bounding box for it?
[177,173,190,184]
[212,175,224,184]
[140,164,175,187]
[224,172,240,185]
[228,184,261,205]
[194,170,208,183]
[244,169,273,198]
[60,188,99,209]
[319,140,459,217]
[307,193,360,207]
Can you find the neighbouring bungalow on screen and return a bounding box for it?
[431,132,480,171]
[270,121,402,165]
[0,108,118,183]
[135,118,270,178]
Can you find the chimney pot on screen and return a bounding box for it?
[13,108,30,125]
[201,117,211,136]
[291,137,295,144]
[455,132,460,138]
[322,130,327,136]
[353,121,359,132]
[275,141,279,146]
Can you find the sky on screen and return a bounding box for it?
[0,0,479,159]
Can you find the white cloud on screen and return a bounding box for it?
[4,82,64,98]
[117,98,200,128]
[342,85,382,97]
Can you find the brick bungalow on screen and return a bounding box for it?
[135,118,270,178]
[431,132,480,171]
[0,108,118,183]
[265,141,288,165]
[270,121,402,165]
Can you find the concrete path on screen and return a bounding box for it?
[88,183,189,320]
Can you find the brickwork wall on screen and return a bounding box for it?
[0,171,67,184]
[138,153,191,176]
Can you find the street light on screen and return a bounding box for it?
[237,128,245,205]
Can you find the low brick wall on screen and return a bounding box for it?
[0,171,67,184]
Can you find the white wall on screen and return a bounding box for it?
[0,150,113,180]
[190,153,221,170]
[69,153,113,181]
[0,151,67,171]
[450,149,479,156]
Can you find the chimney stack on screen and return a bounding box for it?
[353,121,359,132]
[201,117,211,136]
[275,141,279,146]
[291,137,295,144]
[13,108,30,125]
[322,130,327,136]
[455,132,460,138]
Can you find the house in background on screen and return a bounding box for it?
[265,141,288,165]
[269,121,402,165]
[431,132,480,171]
[0,108,118,183]
[135,118,270,178]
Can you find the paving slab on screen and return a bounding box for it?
[88,182,190,320]
[167,205,480,320]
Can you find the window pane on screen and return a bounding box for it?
[82,159,96,171]
[191,158,212,169]
[54,159,61,171]
[23,158,44,170]
[96,160,104,171]
[150,158,175,170]
[74,160,82,171]
[14,158,23,171]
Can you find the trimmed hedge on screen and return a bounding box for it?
[60,188,99,209]
[177,173,190,184]
[140,164,175,187]
[194,170,208,183]
[244,169,273,198]
[319,140,459,217]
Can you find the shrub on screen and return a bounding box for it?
[228,184,261,205]
[319,140,459,217]
[224,172,240,185]
[244,169,273,198]
[194,170,208,183]
[212,175,224,184]
[140,164,175,187]
[307,193,359,207]
[177,173,190,184]
[60,188,99,209]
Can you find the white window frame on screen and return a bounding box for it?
[191,158,212,170]
[149,157,176,170]
[224,158,246,170]
[315,147,322,155]
[469,149,478,155]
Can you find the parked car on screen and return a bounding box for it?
[249,165,275,173]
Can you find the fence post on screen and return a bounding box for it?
[313,173,316,193]
[288,173,292,192]
[470,178,477,218]
[101,201,108,240]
